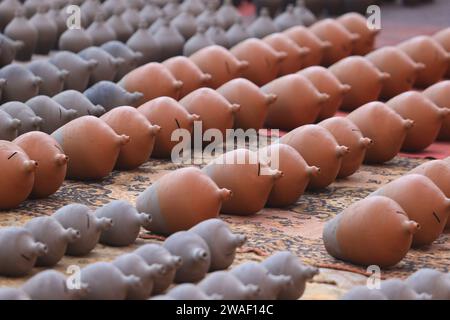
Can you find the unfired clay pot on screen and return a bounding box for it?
[24,216,79,267]
[153,19,185,61]
[4,9,38,61]
[79,46,124,85]
[53,90,105,117]
[0,101,42,135]
[0,0,22,32]
[101,41,143,81]
[247,8,278,39]
[27,61,68,97]
[319,118,372,178]
[261,74,329,130]
[226,17,250,48]
[217,0,240,30]
[206,20,230,49]
[51,116,129,180]
[58,28,93,53]
[0,34,23,67]
[337,13,379,55]
[14,132,68,198]
[189,45,249,89]
[136,167,231,235]
[29,6,58,55]
[86,14,117,46]
[423,81,450,141]
[406,268,450,300]
[0,109,20,141]
[323,196,419,267]
[341,286,387,300]
[0,288,30,300]
[84,81,143,111]
[167,284,221,300]
[279,125,349,190]
[0,64,42,103]
[198,271,260,300]
[379,279,431,300]
[347,102,414,164]
[106,9,134,43]
[189,219,246,271]
[329,56,390,111]
[202,149,283,215]
[371,174,450,247]
[387,91,449,151]
[183,25,215,57]
[180,0,205,16]
[53,203,113,256]
[126,21,161,66]
[171,9,197,40]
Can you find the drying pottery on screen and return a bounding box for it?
[100,0,122,17]
[262,74,329,130]
[163,231,211,283]
[341,286,387,300]
[347,102,414,164]
[195,1,218,27]
[113,253,165,300]
[153,19,185,61]
[263,33,310,76]
[274,4,300,31]
[167,284,221,300]
[46,4,66,42]
[284,26,330,67]
[24,216,79,267]
[279,125,348,189]
[183,25,215,57]
[118,63,183,105]
[162,56,212,98]
[179,88,240,137]
[0,288,30,300]
[206,20,230,48]
[202,149,282,215]
[406,268,450,300]
[80,0,102,26]
[180,0,205,16]
[53,203,113,256]
[0,0,22,31]
[230,38,287,86]
[309,19,359,66]
[409,160,450,204]
[0,79,3,102]
[337,12,378,55]
[319,117,372,178]
[423,81,450,141]
[397,36,450,88]
[261,251,318,300]
[387,91,449,151]
[51,116,129,180]
[53,90,105,117]
[260,144,320,207]
[189,218,246,271]
[226,17,251,48]
[79,46,124,85]
[189,45,249,89]
[86,13,117,46]
[0,110,21,141]
[100,107,159,170]
[324,196,420,267]
[126,21,161,66]
[58,28,93,53]
[231,262,292,300]
[106,9,134,43]
[0,141,36,209]
[85,81,143,111]
[23,0,41,18]
[247,8,278,39]
[366,47,424,99]
[217,0,240,30]
[14,132,68,198]
[137,97,198,158]
[121,8,141,30]
[27,61,68,97]
[80,262,140,300]
[101,41,143,81]
[163,0,181,19]
[26,96,77,134]
[136,167,231,235]
[0,102,42,135]
[433,28,450,77]
[0,227,47,277]
[217,78,276,130]
[379,279,431,300]
[293,0,316,26]
[49,51,98,92]
[0,64,41,103]
[96,200,152,247]
[29,6,57,55]
[171,9,197,40]
[329,56,390,111]
[134,243,183,294]
[4,9,38,61]
[22,270,88,300]
[198,271,260,300]
[371,174,450,246]
[0,34,23,67]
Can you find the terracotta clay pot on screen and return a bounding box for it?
[379,279,431,300]
[101,107,160,170]
[0,101,42,135]
[0,34,23,67]
[323,196,419,267]
[198,271,260,300]
[29,6,58,55]
[261,251,319,300]
[189,219,246,271]
[0,141,36,209]
[136,167,231,235]
[183,25,215,57]
[247,8,278,39]
[189,45,249,89]
[423,81,450,141]
[27,61,68,97]
[126,21,161,66]
[371,174,450,247]
[0,288,30,300]
[283,26,330,67]
[24,216,79,267]
[387,91,449,152]
[261,74,329,130]
[226,17,251,48]
[118,62,183,106]
[4,9,38,61]
[398,36,450,88]
[230,38,287,86]
[86,13,117,46]
[260,144,320,207]
[14,132,68,199]
[202,149,283,216]
[279,125,349,189]
[0,64,42,103]
[217,78,276,131]
[347,102,414,164]
[79,46,124,85]
[298,66,351,120]
[101,41,143,82]
[51,116,129,180]
[263,33,310,76]
[406,268,450,300]
[53,203,113,256]
[319,117,372,178]
[433,28,450,78]
[329,56,390,111]
[366,47,425,99]
[84,81,143,111]
[96,200,152,247]
[137,97,199,158]
[309,19,359,66]
[0,227,47,277]
[167,284,221,300]
[0,109,21,141]
[53,90,105,118]
[162,56,212,98]
[337,13,379,55]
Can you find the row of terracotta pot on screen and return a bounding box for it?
[323,157,450,268]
